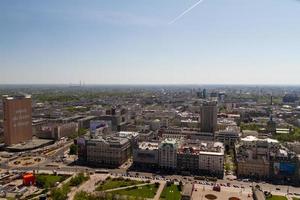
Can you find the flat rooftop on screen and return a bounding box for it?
[5,138,54,152]
[138,142,159,150]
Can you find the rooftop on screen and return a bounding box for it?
[138,142,159,150]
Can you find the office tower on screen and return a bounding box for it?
[3,95,32,145]
[200,101,217,133]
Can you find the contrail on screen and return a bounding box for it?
[169,0,204,25]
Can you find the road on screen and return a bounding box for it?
[1,141,300,198]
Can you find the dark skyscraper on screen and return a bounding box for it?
[200,101,217,133]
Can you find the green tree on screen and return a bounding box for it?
[69,144,78,155]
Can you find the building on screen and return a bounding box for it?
[236,136,300,184]
[84,136,131,167]
[158,138,179,169]
[198,142,224,178]
[177,145,200,174]
[3,95,32,145]
[37,122,78,140]
[215,126,240,149]
[236,136,278,179]
[78,116,97,129]
[133,142,159,169]
[237,158,270,179]
[200,101,217,133]
[177,141,224,177]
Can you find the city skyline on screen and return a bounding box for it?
[1,0,300,85]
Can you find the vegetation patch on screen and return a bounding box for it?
[160,184,181,200]
[266,195,288,200]
[96,177,144,191]
[108,184,158,199]
[36,174,68,189]
[50,173,89,200]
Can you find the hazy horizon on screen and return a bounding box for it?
[1,0,300,85]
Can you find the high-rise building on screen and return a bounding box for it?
[3,95,32,145]
[200,101,217,133]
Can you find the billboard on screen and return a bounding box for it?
[274,162,296,176]
[90,120,111,133]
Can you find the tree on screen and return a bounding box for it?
[69,144,78,155]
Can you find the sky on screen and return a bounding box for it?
[1,0,300,85]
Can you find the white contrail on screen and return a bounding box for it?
[169,0,205,25]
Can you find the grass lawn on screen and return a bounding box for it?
[109,184,158,199]
[36,174,67,188]
[160,184,181,200]
[292,198,300,200]
[267,195,288,200]
[96,178,144,191]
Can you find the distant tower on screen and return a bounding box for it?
[270,95,273,106]
[200,101,217,133]
[203,89,207,99]
[267,115,276,134]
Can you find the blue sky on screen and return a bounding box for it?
[1,0,300,85]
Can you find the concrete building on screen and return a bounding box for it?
[236,136,300,184]
[215,126,240,149]
[177,145,200,174]
[78,116,97,129]
[200,101,217,133]
[37,122,78,140]
[198,142,224,177]
[237,158,270,179]
[3,95,32,145]
[133,142,159,169]
[158,138,179,169]
[84,136,131,167]
[177,141,225,177]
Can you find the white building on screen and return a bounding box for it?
[158,138,179,169]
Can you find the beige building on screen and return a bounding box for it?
[3,95,32,145]
[237,158,270,178]
[37,122,78,140]
[85,136,131,167]
[177,140,224,177]
[198,142,224,176]
[158,138,178,169]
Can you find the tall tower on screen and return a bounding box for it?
[200,101,217,133]
[3,95,32,145]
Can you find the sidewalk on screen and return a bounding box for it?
[153,181,166,200]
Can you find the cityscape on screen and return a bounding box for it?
[1,0,300,200]
[0,86,300,200]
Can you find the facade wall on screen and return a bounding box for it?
[237,160,269,178]
[86,139,131,167]
[133,149,158,166]
[177,153,199,172]
[159,144,177,169]
[55,122,78,139]
[200,101,217,133]
[3,97,32,145]
[199,154,224,175]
